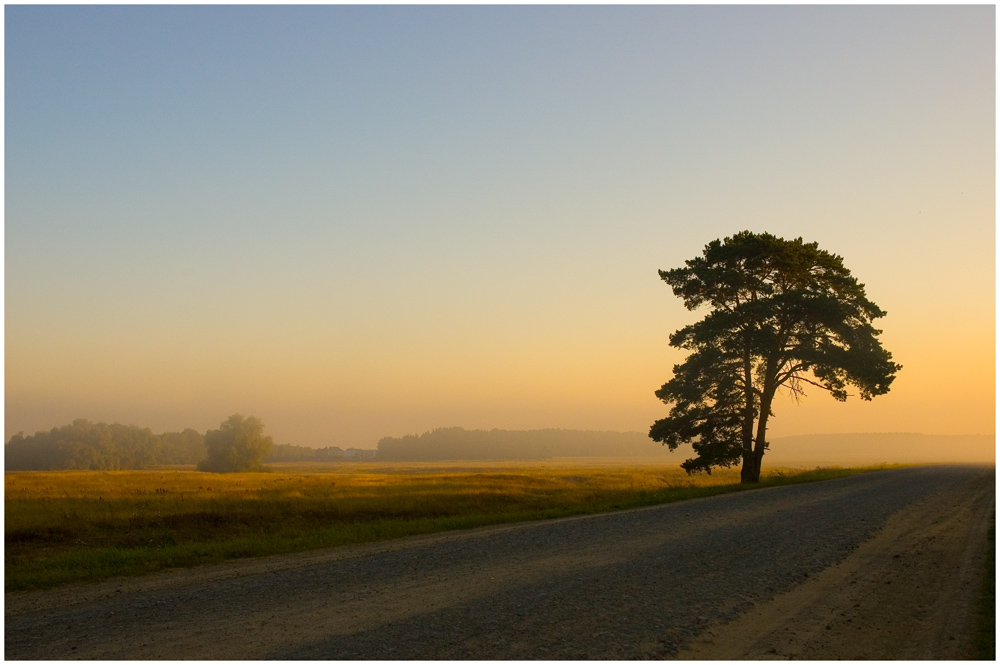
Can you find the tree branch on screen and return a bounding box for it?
[782,373,852,397]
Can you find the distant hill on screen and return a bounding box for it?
[375,427,666,461]
[374,429,995,465]
[763,433,995,466]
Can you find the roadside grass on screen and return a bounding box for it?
[6,463,892,592]
[973,511,995,660]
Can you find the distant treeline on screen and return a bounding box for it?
[5,421,664,470]
[376,427,661,461]
[5,420,206,471]
[4,420,377,471]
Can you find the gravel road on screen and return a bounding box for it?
[5,465,993,660]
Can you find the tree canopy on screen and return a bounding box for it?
[198,414,274,473]
[650,231,900,483]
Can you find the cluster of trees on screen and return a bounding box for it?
[6,414,383,472]
[198,414,273,473]
[376,427,659,461]
[5,420,205,470]
[7,414,277,473]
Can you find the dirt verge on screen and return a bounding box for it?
[678,466,995,659]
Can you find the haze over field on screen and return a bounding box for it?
[5,6,994,451]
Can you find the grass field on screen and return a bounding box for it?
[6,460,888,592]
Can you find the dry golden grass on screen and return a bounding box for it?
[7,460,744,497]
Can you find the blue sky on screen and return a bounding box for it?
[6,6,994,446]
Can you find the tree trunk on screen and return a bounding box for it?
[740,350,756,483]
[741,452,763,483]
[745,388,775,483]
[740,451,757,483]
[746,447,764,483]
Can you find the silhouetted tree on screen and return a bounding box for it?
[650,232,900,483]
[198,414,273,473]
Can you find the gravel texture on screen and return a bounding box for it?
[5,464,993,660]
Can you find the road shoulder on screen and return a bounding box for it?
[677,466,995,660]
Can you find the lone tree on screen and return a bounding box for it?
[650,231,900,483]
[198,414,274,473]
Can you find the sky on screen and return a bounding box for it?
[5,5,995,448]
